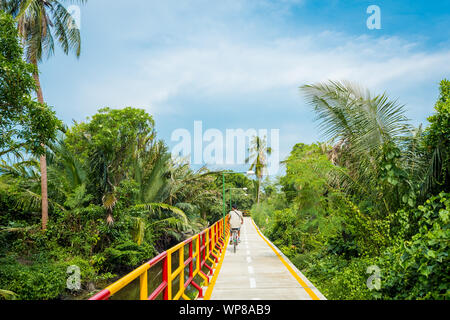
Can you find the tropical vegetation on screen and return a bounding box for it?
[1,1,448,301]
[252,80,450,300]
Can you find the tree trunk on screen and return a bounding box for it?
[31,62,49,231]
[257,178,261,204]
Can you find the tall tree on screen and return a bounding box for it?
[423,79,450,195]
[2,0,87,229]
[0,11,60,160]
[300,80,414,215]
[247,135,272,204]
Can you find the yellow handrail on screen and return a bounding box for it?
[89,217,230,300]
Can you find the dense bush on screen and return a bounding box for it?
[254,186,449,300]
[374,193,450,299]
[101,241,157,273]
[250,80,449,300]
[0,255,66,300]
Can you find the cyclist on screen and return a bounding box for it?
[228,204,244,244]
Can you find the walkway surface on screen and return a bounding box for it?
[207,217,327,300]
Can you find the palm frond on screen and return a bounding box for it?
[133,203,188,224]
[130,217,146,246]
[0,289,18,300]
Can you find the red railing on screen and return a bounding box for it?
[89,217,230,300]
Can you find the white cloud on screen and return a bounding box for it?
[126,31,450,112]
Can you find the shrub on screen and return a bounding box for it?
[0,256,66,300]
[101,240,157,273]
[374,193,450,299]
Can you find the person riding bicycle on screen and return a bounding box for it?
[228,204,244,244]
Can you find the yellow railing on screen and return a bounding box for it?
[89,217,230,300]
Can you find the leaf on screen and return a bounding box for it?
[0,289,17,300]
[134,203,188,224]
[102,193,117,211]
[402,195,408,203]
[426,249,436,259]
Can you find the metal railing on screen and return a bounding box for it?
[89,217,230,300]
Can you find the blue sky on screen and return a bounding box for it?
[38,0,450,175]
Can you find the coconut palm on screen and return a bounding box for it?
[247,135,272,204]
[1,0,87,230]
[0,159,66,213]
[300,80,415,215]
[300,80,410,155]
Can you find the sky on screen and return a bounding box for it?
[38,0,450,176]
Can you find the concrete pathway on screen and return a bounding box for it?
[208,217,326,300]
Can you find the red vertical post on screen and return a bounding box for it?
[163,255,168,300]
[216,222,219,241]
[201,232,206,265]
[210,228,213,252]
[189,240,193,278]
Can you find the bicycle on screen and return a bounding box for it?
[231,228,239,253]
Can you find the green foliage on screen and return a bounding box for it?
[267,208,303,253]
[0,11,61,157]
[101,240,156,273]
[0,250,98,300]
[375,193,450,299]
[0,289,18,300]
[65,107,157,204]
[1,29,447,301]
[0,255,65,300]
[423,79,450,194]
[2,0,87,63]
[0,104,229,300]
[280,143,335,208]
[252,80,450,300]
[326,231,358,259]
[251,194,287,231]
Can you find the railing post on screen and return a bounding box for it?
[189,240,193,278]
[167,252,172,300]
[140,270,148,300]
[179,245,184,295]
[206,230,210,258]
[163,256,168,300]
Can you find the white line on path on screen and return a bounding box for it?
[247,256,252,264]
[248,266,254,274]
[250,278,256,289]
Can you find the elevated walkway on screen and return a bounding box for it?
[205,217,326,300]
[89,216,325,301]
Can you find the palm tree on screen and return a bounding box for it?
[300,80,413,215]
[2,0,87,230]
[247,135,272,204]
[0,159,66,213]
[301,80,410,155]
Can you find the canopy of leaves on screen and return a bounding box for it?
[423,79,450,194]
[251,80,450,300]
[1,0,87,63]
[0,11,61,157]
